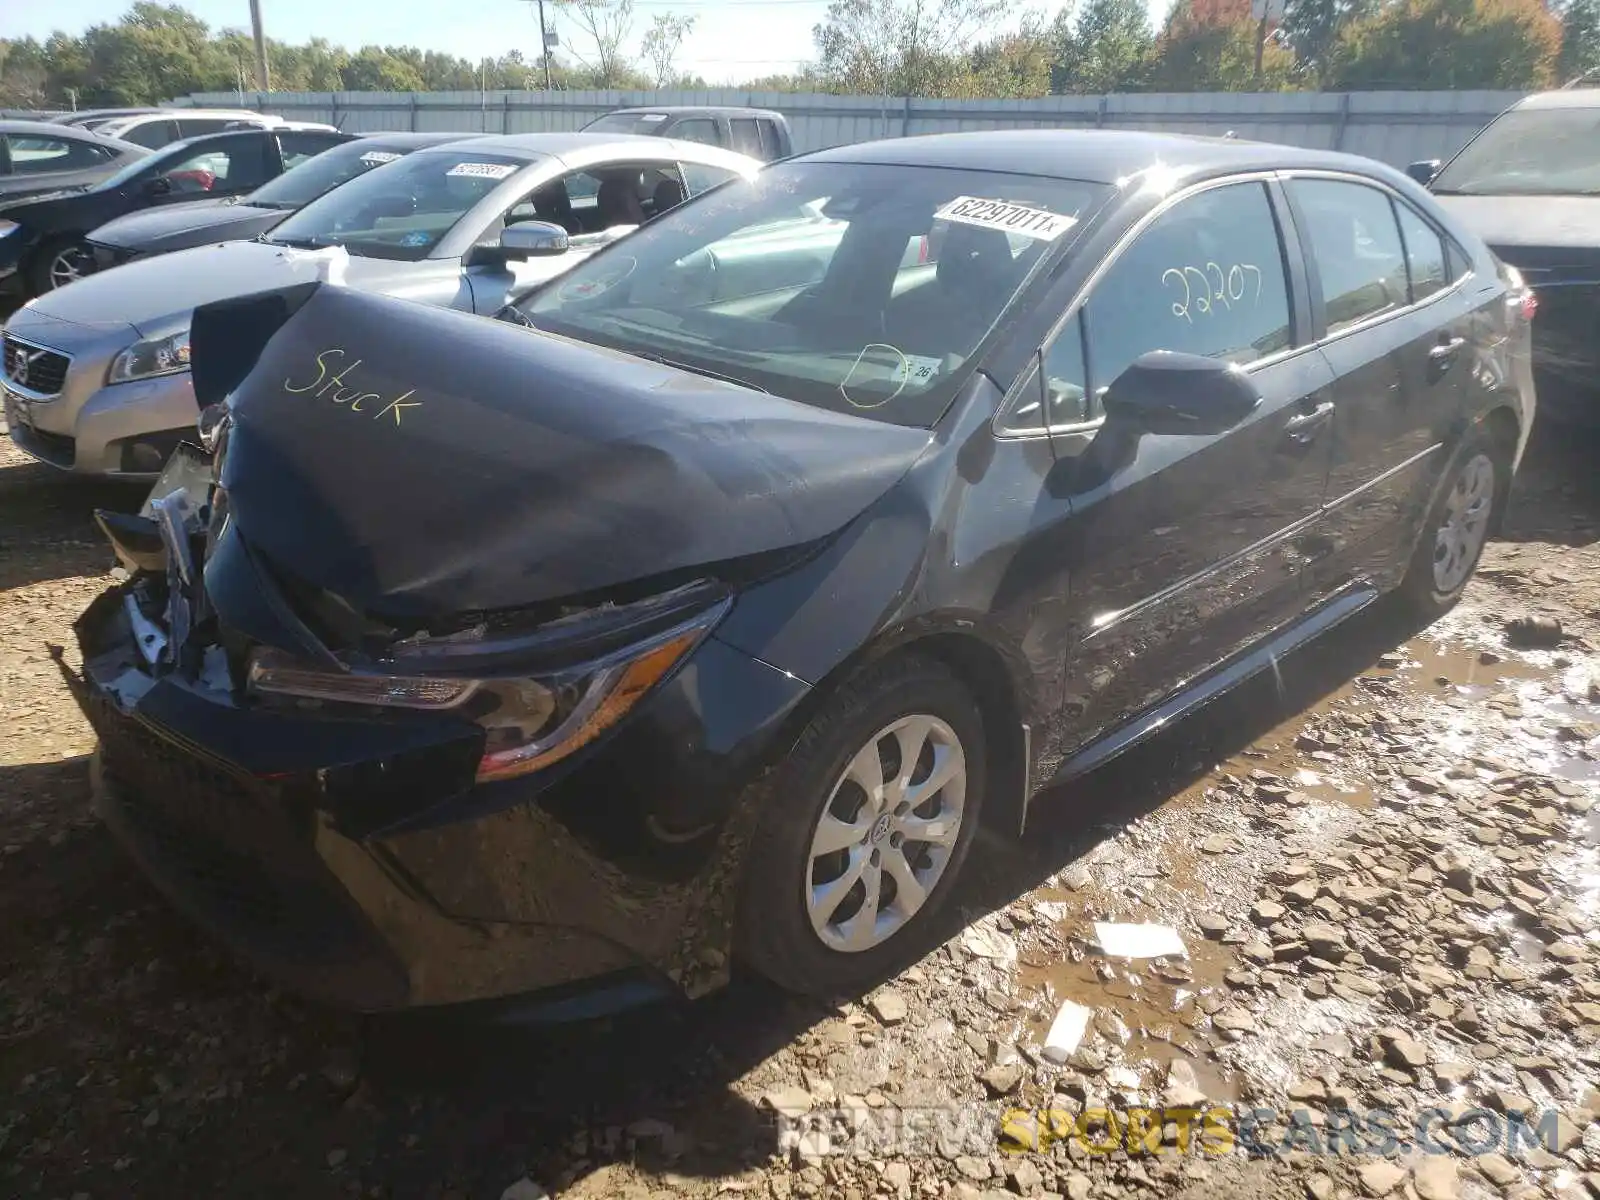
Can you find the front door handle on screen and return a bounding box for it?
[1428,335,1466,377]
[1283,400,1335,444]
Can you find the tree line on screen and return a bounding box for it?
[1,0,1595,111]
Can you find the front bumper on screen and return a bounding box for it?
[67,585,809,1013]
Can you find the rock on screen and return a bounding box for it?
[1213,1007,1257,1035]
[1007,1160,1044,1194]
[1385,1037,1428,1070]
[1200,835,1232,854]
[870,991,908,1025]
[1413,1157,1458,1200]
[1288,1078,1326,1102]
[1359,1161,1408,1195]
[1306,1175,1335,1200]
[1251,900,1286,926]
[954,1156,991,1181]
[500,1180,551,1200]
[1485,1090,1535,1117]
[1197,913,1230,940]
[1474,1154,1518,1186]
[1063,1174,1091,1200]
[321,1046,361,1093]
[1283,879,1320,906]
[1302,923,1348,960]
[1505,615,1562,647]
[1548,1111,1587,1153]
[980,1063,1025,1097]
[883,1162,912,1193]
[761,1086,813,1117]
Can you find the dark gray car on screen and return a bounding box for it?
[87,132,486,268]
[0,120,149,202]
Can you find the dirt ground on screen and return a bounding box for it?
[4,423,1600,1200]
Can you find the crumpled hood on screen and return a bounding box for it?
[91,199,282,255]
[201,283,932,618]
[1434,194,1600,253]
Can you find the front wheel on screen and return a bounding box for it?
[736,654,987,996]
[1399,428,1509,619]
[27,236,94,294]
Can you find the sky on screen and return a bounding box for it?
[4,0,1174,86]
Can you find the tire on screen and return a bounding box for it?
[1398,427,1510,619]
[27,236,93,295]
[736,654,987,996]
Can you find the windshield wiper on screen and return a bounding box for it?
[262,234,326,249]
[632,351,769,393]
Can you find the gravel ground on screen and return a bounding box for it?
[4,426,1600,1200]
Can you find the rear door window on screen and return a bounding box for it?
[1288,178,1409,334]
[729,118,763,158]
[5,134,109,175]
[276,131,348,170]
[682,162,741,196]
[158,137,271,195]
[1083,180,1293,410]
[668,118,721,148]
[179,117,234,138]
[122,119,180,149]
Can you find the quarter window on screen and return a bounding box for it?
[682,162,740,196]
[1083,180,1292,412]
[669,118,721,148]
[1289,179,1408,334]
[1041,311,1091,427]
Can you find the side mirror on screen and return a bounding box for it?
[144,176,173,197]
[500,220,570,260]
[1406,159,1441,186]
[1101,351,1261,436]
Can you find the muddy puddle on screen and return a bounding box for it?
[1009,602,1600,1110]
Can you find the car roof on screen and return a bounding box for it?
[352,131,487,148]
[435,130,755,164]
[601,105,787,121]
[1512,88,1600,110]
[0,118,115,138]
[801,129,1395,186]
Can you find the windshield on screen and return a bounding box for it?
[249,140,419,211]
[517,161,1107,427]
[265,148,536,260]
[1433,106,1600,196]
[583,113,671,135]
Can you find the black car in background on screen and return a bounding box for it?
[0,119,149,202]
[1410,88,1600,424]
[86,132,485,269]
[0,125,353,296]
[581,105,793,161]
[69,130,1532,1017]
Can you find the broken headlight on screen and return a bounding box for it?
[245,615,714,783]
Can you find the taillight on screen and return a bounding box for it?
[1520,290,1539,322]
[1503,266,1537,322]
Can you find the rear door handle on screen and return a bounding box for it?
[1428,336,1466,375]
[1283,400,1335,443]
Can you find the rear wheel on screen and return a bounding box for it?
[736,655,986,996]
[28,236,94,294]
[1399,428,1509,619]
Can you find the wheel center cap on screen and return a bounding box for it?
[869,813,893,844]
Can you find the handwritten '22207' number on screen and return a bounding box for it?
[1161,262,1263,323]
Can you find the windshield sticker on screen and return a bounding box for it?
[358,150,403,166]
[899,355,943,386]
[934,196,1077,242]
[557,256,637,302]
[399,230,434,248]
[839,344,912,410]
[446,161,518,180]
[637,113,669,123]
[1162,261,1264,323]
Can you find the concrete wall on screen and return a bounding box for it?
[177,87,1525,167]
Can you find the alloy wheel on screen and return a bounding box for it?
[1432,451,1495,595]
[47,245,91,290]
[805,713,967,953]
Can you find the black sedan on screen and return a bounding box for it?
[1410,88,1600,425]
[0,124,353,296]
[65,130,1534,1017]
[86,132,485,269]
[0,119,149,202]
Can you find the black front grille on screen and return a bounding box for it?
[2,333,70,397]
[1530,283,1600,383]
[83,689,371,966]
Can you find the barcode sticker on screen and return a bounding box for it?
[359,150,403,166]
[934,196,1077,241]
[446,161,518,180]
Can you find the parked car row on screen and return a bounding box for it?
[9,110,1536,1018]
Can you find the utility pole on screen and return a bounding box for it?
[1253,13,1266,86]
[536,0,553,90]
[248,0,271,93]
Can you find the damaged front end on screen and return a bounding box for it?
[62,282,935,1013]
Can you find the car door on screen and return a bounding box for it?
[148,135,273,203]
[1284,175,1474,606]
[1027,177,1338,754]
[0,132,115,200]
